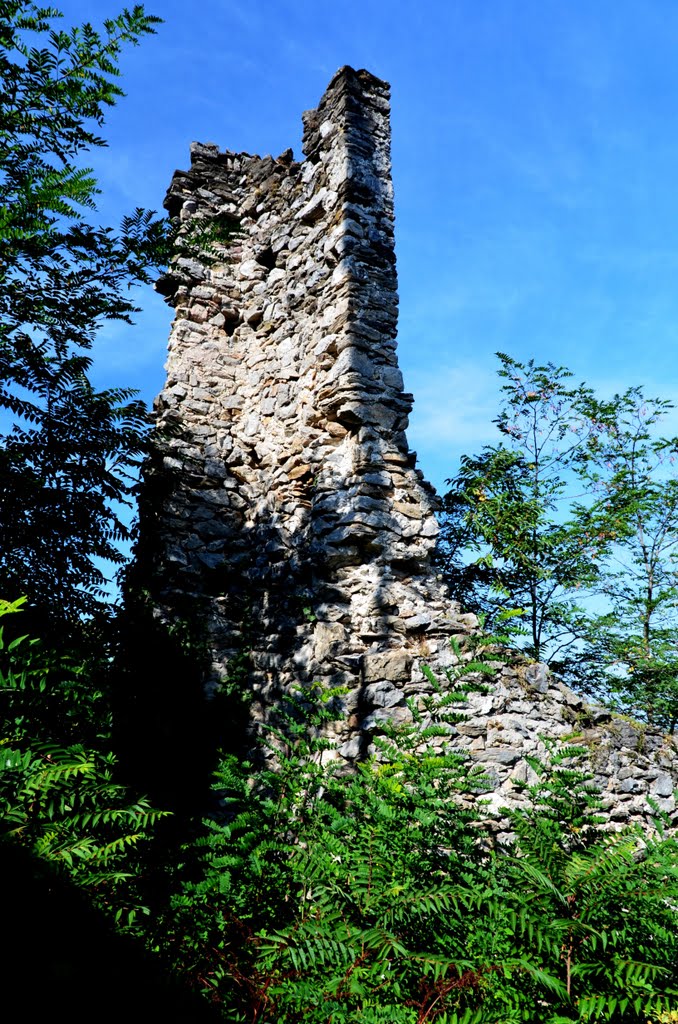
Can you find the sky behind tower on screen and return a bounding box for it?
[55,0,678,493]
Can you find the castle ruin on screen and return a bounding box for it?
[141,67,678,829]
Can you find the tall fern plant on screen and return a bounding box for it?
[503,746,678,1022]
[156,636,678,1024]
[156,638,518,1022]
[0,598,167,930]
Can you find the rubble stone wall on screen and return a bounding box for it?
[143,66,678,832]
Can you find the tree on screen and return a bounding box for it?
[0,0,176,982]
[440,354,678,728]
[0,1,166,625]
[575,388,678,729]
[438,354,608,669]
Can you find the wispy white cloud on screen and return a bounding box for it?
[404,363,502,491]
[406,359,678,497]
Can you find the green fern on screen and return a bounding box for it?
[145,633,678,1023]
[0,599,168,931]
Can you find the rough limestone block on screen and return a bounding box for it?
[362,650,413,683]
[363,681,405,708]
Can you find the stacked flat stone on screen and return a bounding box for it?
[143,66,678,834]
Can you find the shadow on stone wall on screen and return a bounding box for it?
[124,67,463,789]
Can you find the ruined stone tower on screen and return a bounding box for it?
[147,66,476,756]
[142,67,678,825]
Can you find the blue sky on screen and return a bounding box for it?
[54,0,678,494]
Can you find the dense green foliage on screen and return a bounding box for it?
[3,589,678,1020]
[0,0,175,989]
[147,667,678,1023]
[0,596,167,929]
[439,354,678,729]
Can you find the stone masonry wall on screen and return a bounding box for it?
[142,66,678,833]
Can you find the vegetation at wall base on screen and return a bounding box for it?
[0,597,168,931]
[3,583,678,1020]
[142,651,678,1024]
